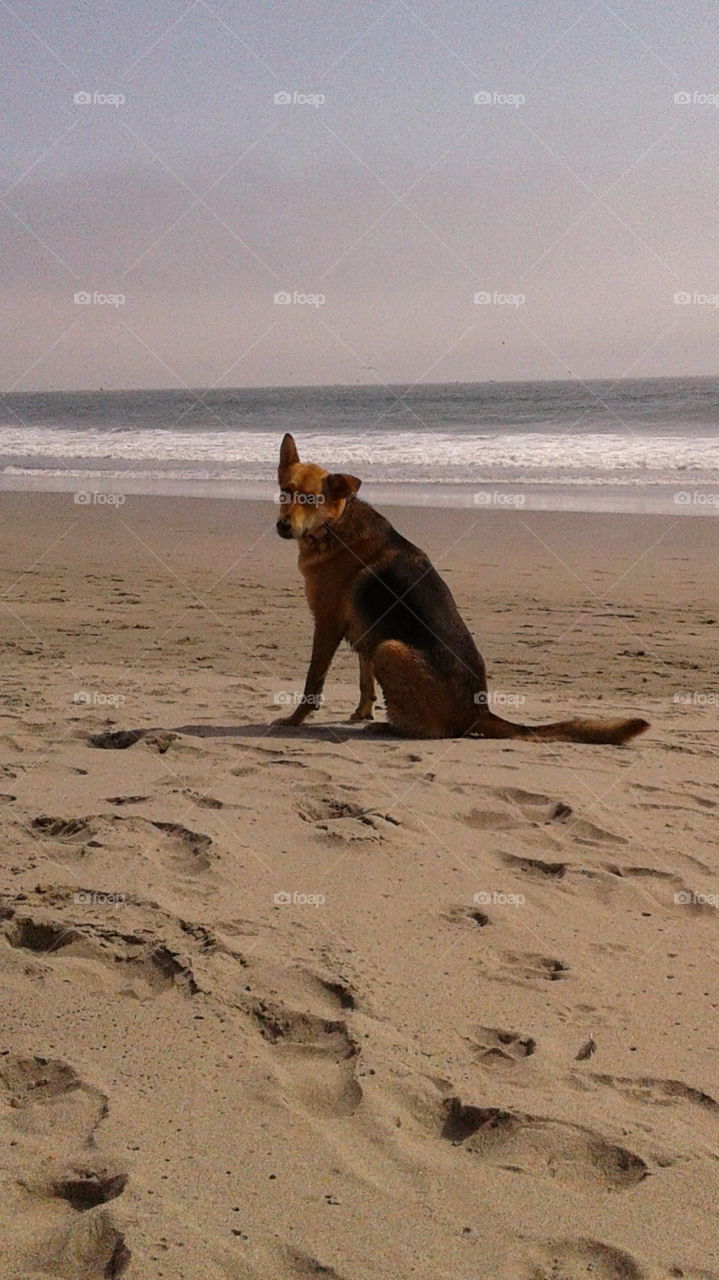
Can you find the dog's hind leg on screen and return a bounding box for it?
[373,639,461,737]
[348,654,376,722]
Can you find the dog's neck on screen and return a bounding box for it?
[300,488,355,540]
[299,494,359,553]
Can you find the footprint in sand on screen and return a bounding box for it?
[497,951,570,987]
[104,794,150,806]
[492,787,628,846]
[296,788,397,843]
[501,852,569,880]
[88,727,177,752]
[603,863,717,913]
[443,905,492,928]
[0,893,201,998]
[32,815,94,844]
[508,1237,647,1279]
[574,1071,719,1118]
[0,1053,108,1144]
[264,759,333,788]
[470,1025,537,1067]
[148,820,213,874]
[28,812,216,891]
[441,1096,648,1190]
[283,1248,346,1280]
[0,1053,131,1278]
[244,983,362,1119]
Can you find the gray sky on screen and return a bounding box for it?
[2,0,719,390]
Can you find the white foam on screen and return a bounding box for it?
[1,427,718,486]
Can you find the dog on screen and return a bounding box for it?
[274,433,649,744]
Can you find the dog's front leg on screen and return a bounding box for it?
[349,654,376,721]
[274,620,343,727]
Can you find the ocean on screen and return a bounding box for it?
[1,377,718,514]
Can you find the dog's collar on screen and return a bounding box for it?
[301,494,356,545]
[302,522,332,545]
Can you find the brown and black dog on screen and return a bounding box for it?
[274,433,649,744]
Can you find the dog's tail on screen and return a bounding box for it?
[472,711,649,746]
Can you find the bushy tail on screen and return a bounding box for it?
[472,712,649,746]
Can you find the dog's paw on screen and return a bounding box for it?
[348,705,374,722]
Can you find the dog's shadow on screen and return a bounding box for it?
[87,722,396,751]
[173,721,393,744]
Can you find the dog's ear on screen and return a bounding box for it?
[323,472,362,501]
[279,433,300,473]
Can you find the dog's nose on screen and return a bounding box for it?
[276,518,292,538]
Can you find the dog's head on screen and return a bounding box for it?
[276,433,361,540]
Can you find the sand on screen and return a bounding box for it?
[0,490,718,1280]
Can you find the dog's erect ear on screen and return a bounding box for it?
[279,433,300,473]
[323,472,362,501]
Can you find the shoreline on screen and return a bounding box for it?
[2,471,718,516]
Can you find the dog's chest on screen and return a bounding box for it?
[300,555,353,621]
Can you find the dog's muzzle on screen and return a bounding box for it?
[276,517,293,539]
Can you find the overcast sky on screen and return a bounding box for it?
[2,0,719,390]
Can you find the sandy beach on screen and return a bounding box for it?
[1,490,718,1280]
